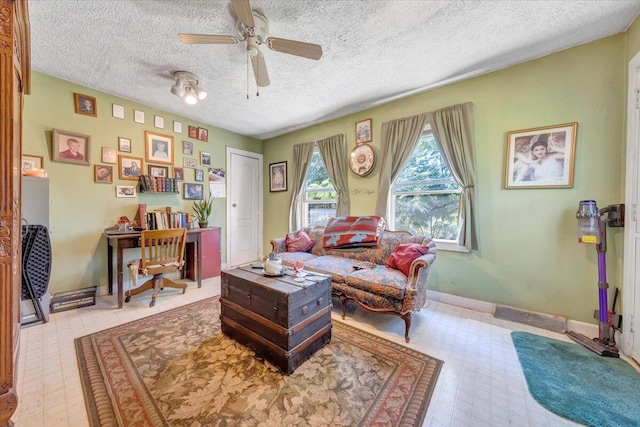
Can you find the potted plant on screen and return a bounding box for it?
[192,193,213,228]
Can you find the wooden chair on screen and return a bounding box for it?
[125,228,187,307]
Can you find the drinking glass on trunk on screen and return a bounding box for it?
[293,260,305,282]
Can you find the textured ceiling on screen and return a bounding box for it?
[29,0,640,140]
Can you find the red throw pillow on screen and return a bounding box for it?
[285,230,315,252]
[386,243,429,276]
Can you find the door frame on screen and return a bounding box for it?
[225,147,263,268]
[622,50,640,358]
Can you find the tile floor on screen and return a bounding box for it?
[14,277,584,427]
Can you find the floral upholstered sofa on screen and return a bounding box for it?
[270,217,437,342]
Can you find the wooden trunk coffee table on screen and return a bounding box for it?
[220,266,332,375]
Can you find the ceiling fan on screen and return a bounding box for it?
[177,0,323,88]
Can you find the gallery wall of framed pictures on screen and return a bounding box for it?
[25,87,224,203]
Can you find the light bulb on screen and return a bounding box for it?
[196,87,208,100]
[184,86,198,104]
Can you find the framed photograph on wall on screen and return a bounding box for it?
[144,131,174,165]
[269,161,287,192]
[116,186,137,198]
[94,165,113,183]
[504,122,577,189]
[148,165,169,178]
[183,140,193,155]
[200,151,211,166]
[184,183,203,200]
[355,118,372,144]
[52,129,91,165]
[183,157,197,168]
[134,109,145,124]
[101,147,117,164]
[118,155,143,180]
[74,93,97,117]
[112,104,125,119]
[21,154,43,174]
[195,169,204,182]
[154,115,165,129]
[173,167,184,181]
[188,126,198,139]
[198,127,208,142]
[118,137,131,152]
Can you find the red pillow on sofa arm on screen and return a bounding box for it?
[285,230,315,252]
[385,243,430,276]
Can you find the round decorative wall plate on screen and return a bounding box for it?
[349,144,375,177]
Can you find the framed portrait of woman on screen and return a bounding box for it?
[504,122,577,189]
[269,161,287,192]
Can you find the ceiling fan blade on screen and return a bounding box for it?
[266,37,322,60]
[231,0,255,29]
[251,52,270,87]
[178,34,239,44]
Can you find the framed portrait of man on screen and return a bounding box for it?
[74,93,97,117]
[52,129,91,166]
[118,155,144,181]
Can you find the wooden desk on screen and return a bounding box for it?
[105,229,204,308]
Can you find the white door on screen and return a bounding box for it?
[623,52,640,361]
[226,147,262,267]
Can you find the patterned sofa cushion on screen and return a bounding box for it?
[322,216,386,249]
[277,251,318,266]
[303,255,361,284]
[344,266,408,300]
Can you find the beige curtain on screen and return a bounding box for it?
[288,142,315,231]
[316,134,350,216]
[428,102,478,250]
[375,113,429,218]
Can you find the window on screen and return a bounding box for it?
[302,149,337,227]
[390,127,462,244]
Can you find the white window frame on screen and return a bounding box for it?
[300,149,337,228]
[388,129,469,253]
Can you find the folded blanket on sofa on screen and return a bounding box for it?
[322,216,386,249]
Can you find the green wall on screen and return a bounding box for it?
[23,30,637,324]
[263,35,627,323]
[23,72,262,295]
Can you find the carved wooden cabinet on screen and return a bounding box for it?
[0,1,30,425]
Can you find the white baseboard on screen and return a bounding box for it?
[426,290,496,314]
[427,290,607,338]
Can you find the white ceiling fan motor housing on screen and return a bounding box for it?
[238,10,270,45]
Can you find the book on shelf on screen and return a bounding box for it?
[137,204,147,229]
[145,210,188,230]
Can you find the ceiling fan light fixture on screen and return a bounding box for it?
[171,71,206,105]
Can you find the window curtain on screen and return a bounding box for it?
[375,113,429,219]
[288,142,315,232]
[427,102,478,250]
[316,134,350,217]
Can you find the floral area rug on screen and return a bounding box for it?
[75,298,443,427]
